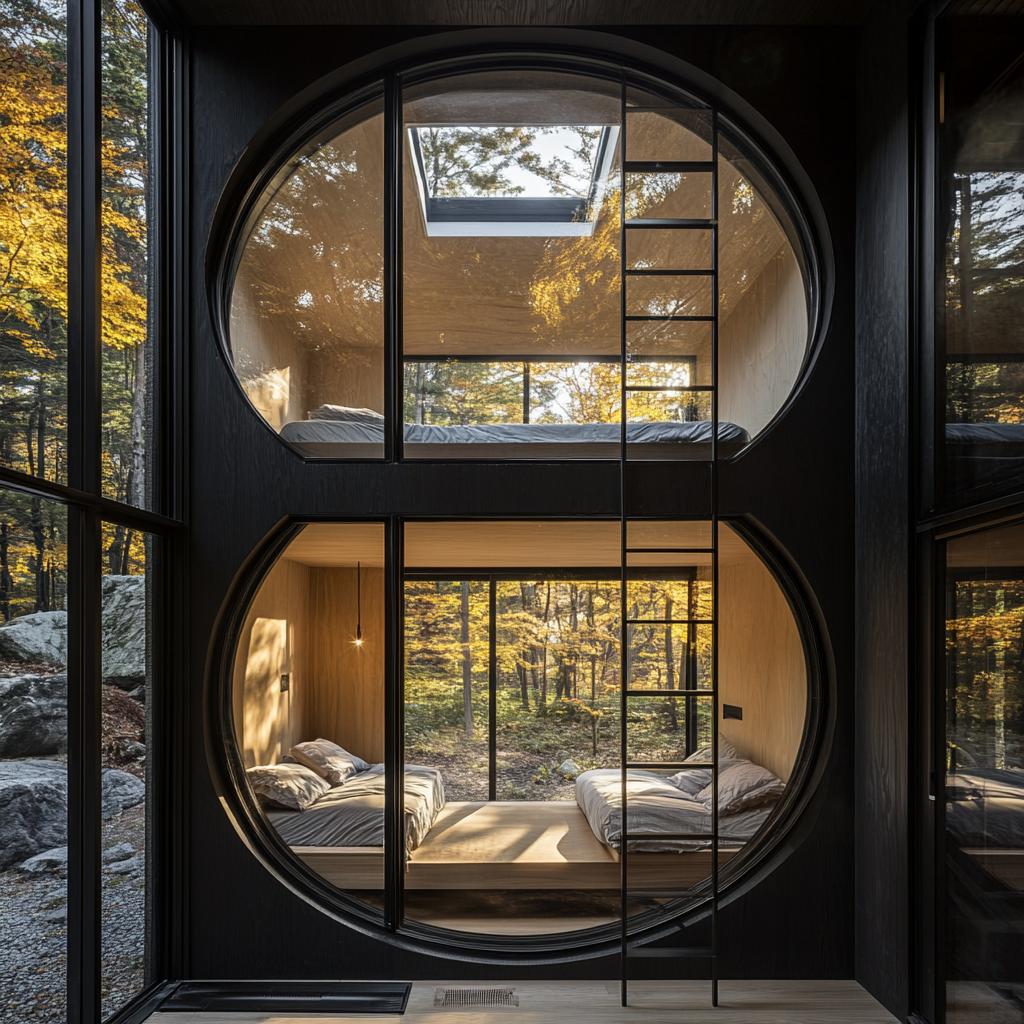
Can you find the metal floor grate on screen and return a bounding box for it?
[434,987,519,1008]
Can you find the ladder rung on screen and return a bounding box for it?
[624,268,714,277]
[625,218,717,228]
[625,547,714,553]
[624,160,715,173]
[623,832,716,841]
[626,618,713,625]
[628,947,716,959]
[624,761,710,770]
[624,385,713,393]
[627,888,704,899]
[625,690,712,699]
[625,315,715,322]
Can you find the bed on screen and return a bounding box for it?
[946,767,1024,893]
[265,763,445,851]
[946,423,1024,494]
[278,418,751,460]
[575,768,778,854]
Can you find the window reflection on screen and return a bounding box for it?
[0,5,68,485]
[939,15,1024,505]
[0,488,68,1023]
[944,521,1024,1023]
[229,96,385,458]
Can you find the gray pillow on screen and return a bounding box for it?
[246,763,330,810]
[669,767,712,796]
[697,759,785,815]
[290,738,370,787]
[308,404,384,423]
[682,733,739,764]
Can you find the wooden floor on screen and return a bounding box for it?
[146,979,899,1023]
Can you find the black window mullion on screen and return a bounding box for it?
[66,1,103,1021]
[384,74,402,463]
[67,0,102,498]
[384,517,404,929]
[488,578,497,801]
[66,504,103,1024]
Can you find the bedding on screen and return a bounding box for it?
[266,763,445,851]
[246,763,331,811]
[945,423,1024,493]
[946,768,1024,850]
[289,738,370,786]
[698,760,786,814]
[575,767,776,853]
[278,418,751,459]
[668,735,740,796]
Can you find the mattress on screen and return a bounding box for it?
[945,768,1024,850]
[575,768,774,853]
[278,418,751,459]
[266,763,445,851]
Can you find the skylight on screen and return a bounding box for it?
[409,124,619,237]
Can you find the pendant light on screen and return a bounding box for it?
[354,560,363,646]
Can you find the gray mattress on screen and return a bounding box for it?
[575,769,775,853]
[946,423,1024,447]
[266,764,444,851]
[946,768,1024,849]
[280,419,749,448]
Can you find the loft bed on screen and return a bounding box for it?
[278,412,750,461]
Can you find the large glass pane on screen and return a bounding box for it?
[231,523,385,918]
[0,3,68,485]
[101,2,153,508]
[229,92,385,459]
[402,70,622,460]
[0,488,68,1023]
[938,13,1024,506]
[944,521,1024,1023]
[404,580,490,801]
[100,524,152,1019]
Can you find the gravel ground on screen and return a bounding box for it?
[0,805,147,1024]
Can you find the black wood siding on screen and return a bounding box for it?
[854,2,915,1019]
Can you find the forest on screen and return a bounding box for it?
[404,575,715,800]
[1,0,149,618]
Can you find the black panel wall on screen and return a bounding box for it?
[854,1,918,1020]
[187,25,856,981]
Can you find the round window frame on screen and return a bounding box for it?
[206,512,835,963]
[207,30,835,464]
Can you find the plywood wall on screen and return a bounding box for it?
[232,556,311,768]
[307,566,385,764]
[719,243,807,439]
[718,552,806,782]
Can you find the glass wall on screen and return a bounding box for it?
[937,12,1024,507]
[99,527,153,1019]
[0,2,68,485]
[229,92,385,457]
[223,62,814,461]
[101,1,154,509]
[0,488,69,1024]
[231,523,386,919]
[944,521,1024,1024]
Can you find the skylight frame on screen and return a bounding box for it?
[408,123,620,237]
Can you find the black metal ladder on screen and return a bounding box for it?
[618,80,721,1008]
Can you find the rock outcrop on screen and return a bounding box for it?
[0,673,67,758]
[0,760,67,870]
[0,575,148,691]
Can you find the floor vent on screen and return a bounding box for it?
[434,987,519,1008]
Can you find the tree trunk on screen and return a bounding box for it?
[665,595,678,731]
[129,341,146,507]
[0,522,11,622]
[30,497,45,611]
[461,580,473,738]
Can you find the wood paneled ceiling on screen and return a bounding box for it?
[170,0,875,26]
[282,520,756,568]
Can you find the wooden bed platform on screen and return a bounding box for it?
[292,801,735,890]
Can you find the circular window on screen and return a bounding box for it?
[217,58,821,462]
[215,517,825,955]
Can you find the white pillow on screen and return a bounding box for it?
[246,763,330,810]
[697,759,785,815]
[308,404,384,423]
[682,733,738,764]
[290,738,370,787]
